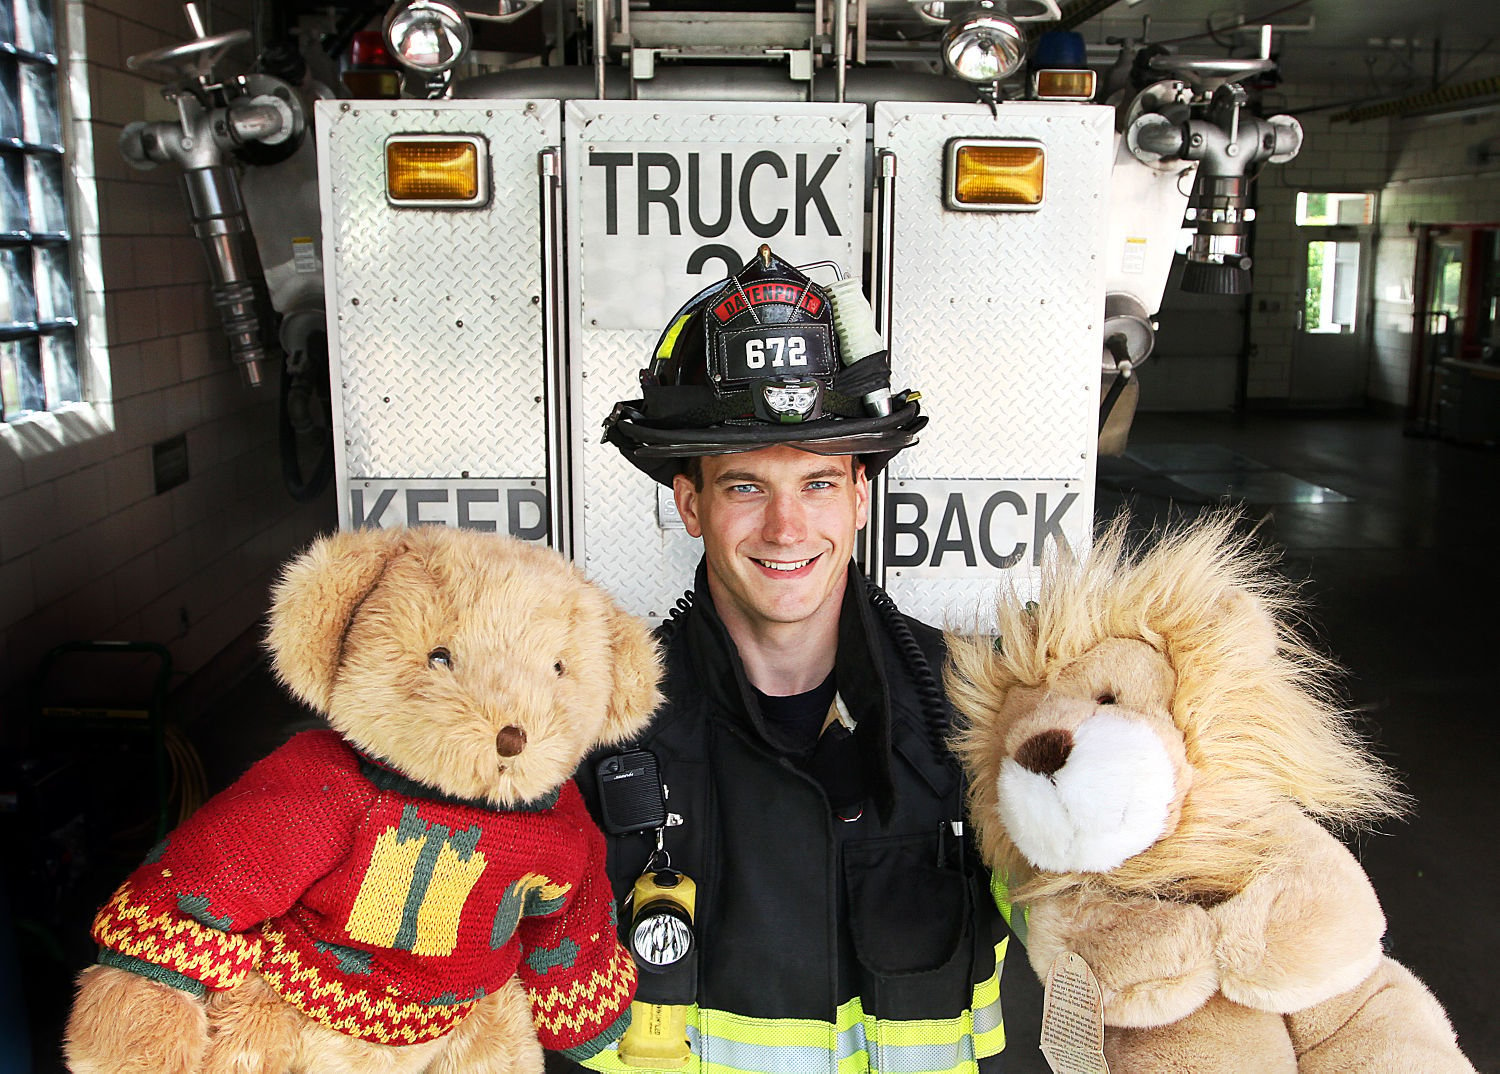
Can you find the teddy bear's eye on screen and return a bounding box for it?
[1095,691,1117,705]
[554,660,566,676]
[428,648,453,669]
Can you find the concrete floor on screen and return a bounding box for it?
[8,409,1496,1071]
[1096,410,1499,1072]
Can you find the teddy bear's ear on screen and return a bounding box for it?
[598,603,664,746]
[265,528,408,711]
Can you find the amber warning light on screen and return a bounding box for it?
[1033,69,1096,101]
[945,140,1045,213]
[385,135,489,208]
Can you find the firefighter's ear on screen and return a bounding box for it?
[266,528,408,712]
[599,603,664,746]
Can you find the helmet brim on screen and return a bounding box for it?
[610,402,927,487]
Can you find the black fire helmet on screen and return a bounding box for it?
[602,245,927,487]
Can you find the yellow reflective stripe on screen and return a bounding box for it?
[989,871,1027,947]
[581,939,1008,1074]
[703,1006,842,1048]
[656,313,693,361]
[972,936,1008,1057]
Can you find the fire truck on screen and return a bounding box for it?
[120,0,1302,624]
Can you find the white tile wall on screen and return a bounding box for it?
[0,0,333,696]
[1242,83,1393,402]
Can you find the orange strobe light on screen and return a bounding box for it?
[1034,69,1096,101]
[385,136,487,207]
[946,140,1045,212]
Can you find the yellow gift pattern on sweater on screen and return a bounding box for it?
[347,804,488,957]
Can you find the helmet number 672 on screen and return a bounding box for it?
[744,335,808,369]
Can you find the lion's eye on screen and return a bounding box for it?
[428,648,453,669]
[1095,692,1116,705]
[554,660,566,677]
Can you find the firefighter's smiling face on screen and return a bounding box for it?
[673,443,869,634]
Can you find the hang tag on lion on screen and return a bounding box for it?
[1039,951,1109,1074]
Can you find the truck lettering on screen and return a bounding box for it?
[587,150,843,250]
[351,484,548,542]
[638,152,681,236]
[688,152,732,238]
[883,488,1081,571]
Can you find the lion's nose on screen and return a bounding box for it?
[496,726,528,758]
[1014,729,1074,777]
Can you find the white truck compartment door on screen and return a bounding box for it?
[873,101,1113,629]
[317,98,561,537]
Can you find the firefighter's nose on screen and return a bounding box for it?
[1014,729,1073,777]
[496,726,528,758]
[763,491,807,544]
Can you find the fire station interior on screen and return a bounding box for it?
[3,0,1500,1070]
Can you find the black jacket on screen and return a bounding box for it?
[554,561,1023,1074]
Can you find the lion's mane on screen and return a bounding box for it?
[947,511,1405,904]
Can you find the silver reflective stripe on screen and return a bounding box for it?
[869,1036,978,1074]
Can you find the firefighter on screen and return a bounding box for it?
[559,246,1028,1074]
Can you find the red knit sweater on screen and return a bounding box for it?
[91,730,635,1054]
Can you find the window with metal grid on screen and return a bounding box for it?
[1,0,81,422]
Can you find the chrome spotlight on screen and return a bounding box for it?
[383,0,472,74]
[941,3,1026,84]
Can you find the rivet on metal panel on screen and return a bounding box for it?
[353,110,360,116]
[351,298,360,306]
[531,296,540,304]
[383,396,390,403]
[488,110,494,117]
[457,320,464,327]
[534,396,542,403]
[341,103,350,112]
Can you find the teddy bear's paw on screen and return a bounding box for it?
[199,973,302,1074]
[63,965,208,1074]
[1027,893,1219,1028]
[428,978,544,1074]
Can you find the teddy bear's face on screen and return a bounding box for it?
[321,538,649,808]
[986,637,1193,875]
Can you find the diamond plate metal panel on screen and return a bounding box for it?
[873,102,1113,625]
[318,99,560,528]
[565,101,866,617]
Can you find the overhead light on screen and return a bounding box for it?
[383,0,472,75]
[941,3,1026,84]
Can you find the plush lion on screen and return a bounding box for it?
[65,526,661,1074]
[946,513,1475,1073]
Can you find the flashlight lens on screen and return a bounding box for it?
[386,137,487,206]
[947,141,1045,211]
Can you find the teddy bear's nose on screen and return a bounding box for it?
[496,726,528,758]
[1014,729,1073,777]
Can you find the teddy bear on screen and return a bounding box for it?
[64,525,662,1074]
[945,512,1476,1073]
